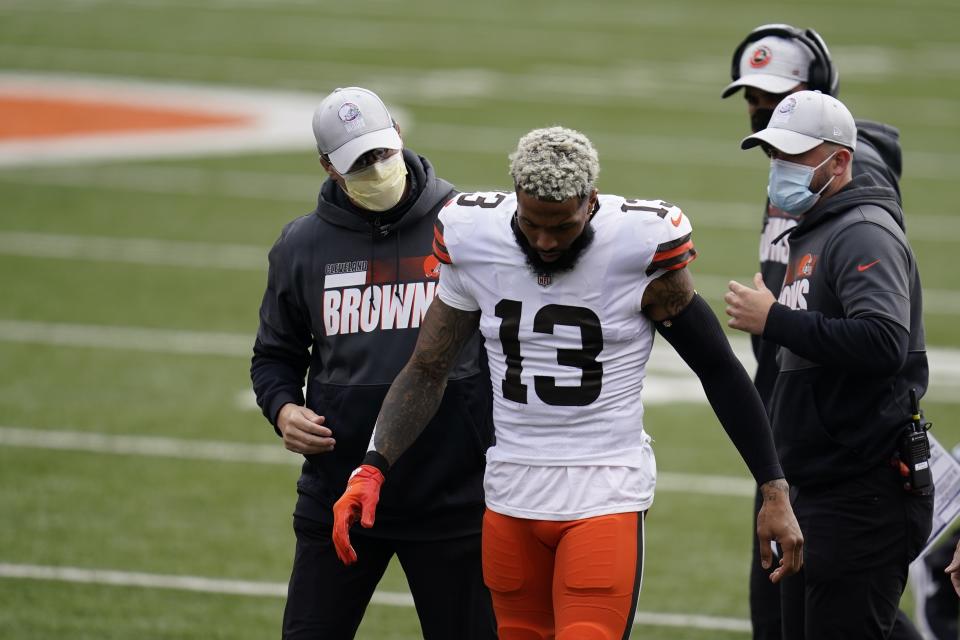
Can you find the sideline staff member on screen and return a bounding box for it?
[720,23,911,640]
[726,90,933,640]
[251,87,496,639]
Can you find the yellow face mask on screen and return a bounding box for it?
[342,153,408,212]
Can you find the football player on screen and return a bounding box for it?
[333,126,803,639]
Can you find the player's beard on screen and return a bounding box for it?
[511,214,596,277]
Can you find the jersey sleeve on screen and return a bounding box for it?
[437,262,480,311]
[433,204,480,311]
[645,201,697,276]
[432,216,451,265]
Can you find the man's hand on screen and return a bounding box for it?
[757,478,803,583]
[332,465,385,565]
[945,538,960,596]
[277,403,334,455]
[725,273,776,335]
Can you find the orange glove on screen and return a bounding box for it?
[332,464,385,565]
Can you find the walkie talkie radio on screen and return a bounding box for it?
[897,388,932,493]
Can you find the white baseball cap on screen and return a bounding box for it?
[741,90,857,155]
[721,35,814,98]
[312,87,402,174]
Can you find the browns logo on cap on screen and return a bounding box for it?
[750,46,772,68]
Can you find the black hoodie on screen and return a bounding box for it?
[752,120,905,409]
[251,150,493,539]
[761,173,927,488]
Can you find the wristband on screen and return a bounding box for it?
[361,450,390,476]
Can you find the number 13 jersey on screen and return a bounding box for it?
[435,191,696,520]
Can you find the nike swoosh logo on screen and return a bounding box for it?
[670,212,683,227]
[857,259,881,272]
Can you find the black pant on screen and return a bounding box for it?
[750,488,924,640]
[282,516,497,639]
[780,464,933,640]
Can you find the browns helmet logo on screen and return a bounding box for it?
[795,253,818,278]
[750,46,772,68]
[423,254,441,279]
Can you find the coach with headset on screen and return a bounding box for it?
[720,24,920,640]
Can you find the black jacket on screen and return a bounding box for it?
[752,120,904,409]
[761,173,927,488]
[251,150,493,539]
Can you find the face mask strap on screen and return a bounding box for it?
[814,174,835,196]
[811,151,839,195]
[771,149,838,172]
[343,151,403,181]
[813,150,839,171]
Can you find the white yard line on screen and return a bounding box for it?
[0,231,267,270]
[2,163,959,242]
[0,164,320,201]
[1,319,959,402]
[0,319,250,357]
[0,563,289,599]
[0,562,750,632]
[633,611,750,633]
[0,425,754,497]
[0,426,293,465]
[1,230,959,315]
[0,164,323,202]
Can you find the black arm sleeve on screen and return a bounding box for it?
[763,303,909,373]
[250,229,312,433]
[655,294,783,485]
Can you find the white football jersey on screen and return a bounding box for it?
[435,191,696,520]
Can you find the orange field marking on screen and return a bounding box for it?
[0,95,251,141]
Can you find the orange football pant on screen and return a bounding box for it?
[482,509,645,640]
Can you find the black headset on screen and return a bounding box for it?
[729,23,839,96]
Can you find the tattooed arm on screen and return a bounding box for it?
[373,297,481,466]
[640,267,695,321]
[330,298,481,565]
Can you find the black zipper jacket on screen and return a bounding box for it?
[761,173,927,488]
[251,150,493,539]
[752,119,905,409]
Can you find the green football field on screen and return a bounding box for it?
[1,0,958,638]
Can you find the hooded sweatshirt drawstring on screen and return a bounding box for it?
[393,228,401,303]
[369,221,377,288]
[771,225,795,246]
[369,217,402,303]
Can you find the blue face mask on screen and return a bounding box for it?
[767,151,838,215]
